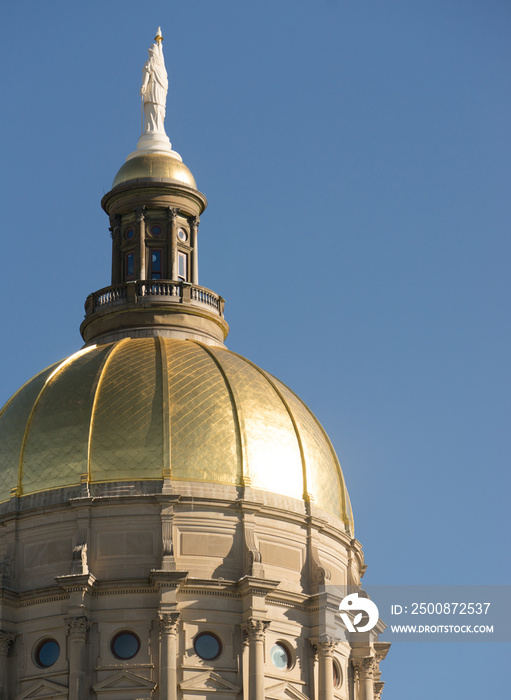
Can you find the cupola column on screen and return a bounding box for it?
[242,618,270,700]
[66,616,90,700]
[109,215,122,284]
[191,216,199,284]
[158,612,180,700]
[136,207,146,279]
[0,631,15,700]
[168,207,180,280]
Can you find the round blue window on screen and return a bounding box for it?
[271,643,291,669]
[111,631,140,660]
[194,632,221,660]
[124,228,135,240]
[150,224,162,236]
[35,639,60,668]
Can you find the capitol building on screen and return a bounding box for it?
[0,30,388,700]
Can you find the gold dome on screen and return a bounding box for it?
[112,153,197,189]
[0,338,353,529]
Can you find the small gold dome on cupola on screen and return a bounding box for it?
[112,152,197,189]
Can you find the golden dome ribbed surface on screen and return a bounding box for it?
[0,338,353,527]
[112,153,197,188]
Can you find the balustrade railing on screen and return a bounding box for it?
[84,280,224,317]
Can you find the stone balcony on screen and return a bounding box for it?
[84,280,225,318]
[81,280,228,346]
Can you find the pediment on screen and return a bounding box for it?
[180,671,240,693]
[265,680,310,700]
[93,669,156,692]
[17,679,68,700]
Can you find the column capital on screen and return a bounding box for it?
[242,618,270,642]
[0,630,15,656]
[158,611,180,635]
[191,216,200,229]
[109,214,122,231]
[66,616,90,640]
[353,656,376,679]
[311,637,337,657]
[374,680,385,700]
[135,206,146,222]
[167,207,180,221]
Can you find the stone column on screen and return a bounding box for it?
[191,217,199,285]
[308,640,319,700]
[315,639,336,700]
[0,631,15,700]
[66,616,90,700]
[167,207,180,281]
[136,207,146,279]
[353,657,375,700]
[158,612,180,700]
[241,629,250,700]
[242,618,270,700]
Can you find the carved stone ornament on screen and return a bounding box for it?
[109,214,122,239]
[241,618,270,642]
[158,611,180,635]
[310,543,331,584]
[162,519,174,558]
[135,207,146,223]
[0,555,13,580]
[0,631,15,655]
[374,681,385,699]
[243,526,262,576]
[352,658,375,680]
[191,216,200,229]
[66,616,90,640]
[167,207,180,221]
[361,656,376,679]
[313,638,337,657]
[72,542,89,575]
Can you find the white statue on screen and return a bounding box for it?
[140,28,168,135]
[128,28,182,160]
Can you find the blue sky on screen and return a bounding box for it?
[1,2,510,697]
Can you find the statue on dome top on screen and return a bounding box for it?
[140,27,168,135]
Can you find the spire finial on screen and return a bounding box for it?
[155,26,163,44]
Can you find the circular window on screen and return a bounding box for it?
[150,224,162,236]
[177,228,188,242]
[333,659,343,688]
[124,228,135,240]
[270,642,292,670]
[111,631,140,660]
[194,632,222,660]
[34,639,60,668]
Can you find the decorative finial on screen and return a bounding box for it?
[155,27,163,44]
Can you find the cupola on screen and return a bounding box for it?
[80,30,227,348]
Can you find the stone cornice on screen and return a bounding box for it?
[55,573,96,593]
[149,570,189,590]
[101,181,208,217]
[2,490,350,546]
[237,575,280,598]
